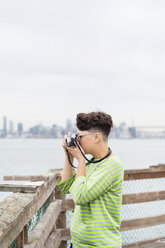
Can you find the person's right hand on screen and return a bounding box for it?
[62,134,74,161]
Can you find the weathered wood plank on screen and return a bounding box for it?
[44,231,61,248]
[121,214,165,231]
[24,200,61,248]
[55,186,67,248]
[0,171,59,248]
[150,164,165,169]
[50,168,165,181]
[0,184,44,193]
[3,175,49,182]
[124,168,165,180]
[122,191,165,204]
[123,236,165,248]
[58,228,71,241]
[30,172,59,214]
[0,193,34,248]
[16,230,24,248]
[24,225,28,244]
[61,199,75,211]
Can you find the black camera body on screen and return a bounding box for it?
[65,134,77,147]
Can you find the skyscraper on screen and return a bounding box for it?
[18,122,23,136]
[9,120,14,135]
[66,119,72,130]
[3,116,7,137]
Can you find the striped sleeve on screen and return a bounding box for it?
[57,173,76,194]
[70,159,123,205]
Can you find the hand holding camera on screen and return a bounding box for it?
[64,133,85,164]
[62,133,74,160]
[63,132,112,168]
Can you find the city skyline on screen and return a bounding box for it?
[0,115,165,132]
[1,114,165,139]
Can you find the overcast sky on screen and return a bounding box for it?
[0,0,165,130]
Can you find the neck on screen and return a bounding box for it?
[91,143,109,159]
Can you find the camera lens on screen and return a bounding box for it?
[66,134,76,147]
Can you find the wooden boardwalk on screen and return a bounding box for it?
[0,165,165,248]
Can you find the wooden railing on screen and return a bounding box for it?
[0,165,165,248]
[0,169,66,248]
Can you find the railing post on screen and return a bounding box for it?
[55,185,67,248]
[51,190,55,202]
[24,224,28,244]
[16,230,24,248]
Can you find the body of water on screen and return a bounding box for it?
[0,138,165,201]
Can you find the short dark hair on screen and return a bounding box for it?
[76,111,113,138]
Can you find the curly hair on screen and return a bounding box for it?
[76,111,113,138]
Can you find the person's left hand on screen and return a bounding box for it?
[66,142,85,162]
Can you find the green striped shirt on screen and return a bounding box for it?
[57,155,124,248]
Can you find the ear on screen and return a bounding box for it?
[94,133,102,143]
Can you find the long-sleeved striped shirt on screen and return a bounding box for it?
[57,154,124,248]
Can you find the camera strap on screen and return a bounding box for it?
[67,139,112,168]
[85,147,112,165]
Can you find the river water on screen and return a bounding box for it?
[0,138,165,201]
[0,138,165,176]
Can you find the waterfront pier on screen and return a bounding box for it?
[0,165,165,248]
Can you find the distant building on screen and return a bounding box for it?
[51,124,62,138]
[66,119,72,130]
[110,125,120,138]
[29,125,41,135]
[18,122,23,136]
[29,124,50,137]
[9,120,14,134]
[3,116,7,137]
[51,124,57,136]
[128,127,136,138]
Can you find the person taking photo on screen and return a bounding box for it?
[57,111,124,248]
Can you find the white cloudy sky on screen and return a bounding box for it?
[0,0,165,130]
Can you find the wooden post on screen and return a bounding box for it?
[24,225,28,244]
[55,185,67,248]
[51,191,55,202]
[16,230,24,248]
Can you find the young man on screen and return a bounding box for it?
[57,112,124,248]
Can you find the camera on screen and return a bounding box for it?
[65,133,77,147]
